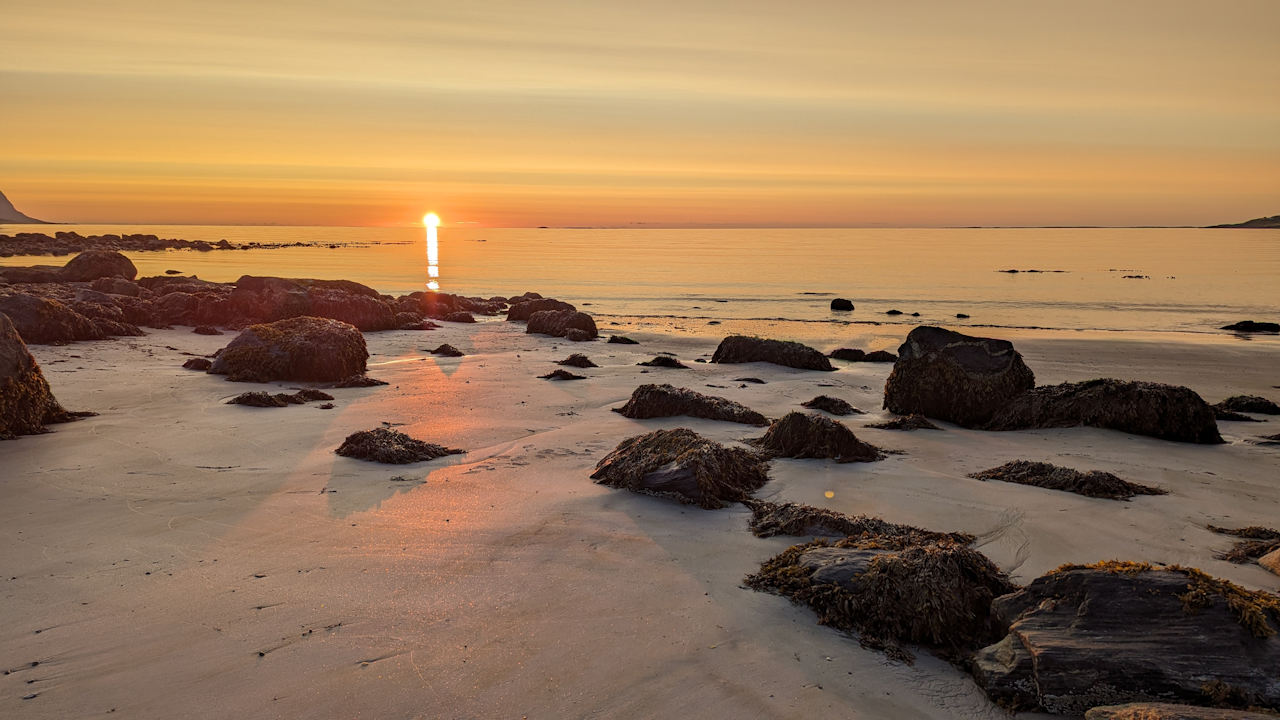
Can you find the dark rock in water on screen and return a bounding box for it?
[735,377,766,384]
[866,414,942,431]
[743,500,974,544]
[182,357,213,371]
[1216,395,1280,415]
[955,313,970,319]
[885,309,904,315]
[746,537,1016,662]
[1214,406,1261,422]
[60,250,137,282]
[829,348,866,362]
[165,269,182,275]
[884,326,1035,427]
[0,293,106,344]
[443,311,475,323]
[430,344,464,357]
[711,335,834,371]
[333,375,388,388]
[613,383,768,426]
[830,298,854,311]
[564,327,594,342]
[539,369,586,380]
[210,316,368,383]
[1206,525,1280,565]
[801,395,862,416]
[970,563,1280,714]
[227,391,290,407]
[506,297,575,322]
[1085,703,1268,720]
[637,355,688,369]
[864,350,897,362]
[192,325,221,335]
[750,412,881,463]
[985,379,1223,444]
[1221,320,1279,333]
[335,428,465,464]
[590,427,770,509]
[1,313,91,439]
[968,460,1166,500]
[526,309,598,340]
[608,335,639,345]
[556,353,597,368]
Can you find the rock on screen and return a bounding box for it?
[165,269,182,275]
[1085,703,1272,719]
[539,369,586,380]
[192,325,221,335]
[335,428,464,464]
[1216,395,1280,415]
[884,326,1035,426]
[227,391,290,407]
[829,348,866,361]
[735,377,766,384]
[230,276,396,331]
[210,317,368,383]
[711,335,834,371]
[1221,320,1279,333]
[295,389,334,402]
[742,500,974,544]
[318,402,335,409]
[1261,549,1280,577]
[590,428,770,509]
[556,353,597,368]
[333,375,388,388]
[526,309,598,340]
[430,344,464,357]
[637,355,688,369]
[970,563,1280,714]
[90,277,141,296]
[985,379,1223,444]
[607,335,639,344]
[0,293,105,344]
[1,313,89,438]
[864,350,897,362]
[613,384,769,426]
[956,313,970,319]
[443,311,475,323]
[801,395,862,416]
[0,264,65,283]
[886,309,903,315]
[865,414,942,431]
[564,328,594,342]
[968,460,1166,500]
[506,297,575,321]
[830,298,854,311]
[750,412,881,463]
[182,358,213,371]
[60,250,137,282]
[1214,406,1261,422]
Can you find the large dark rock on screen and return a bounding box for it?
[209,316,368,383]
[506,297,575,321]
[0,293,105,344]
[590,428,770,509]
[984,379,1223,444]
[883,326,1034,426]
[830,298,854,311]
[526,309,598,340]
[1216,395,1280,415]
[711,335,834,371]
[971,564,1280,714]
[749,412,880,463]
[335,428,464,464]
[1221,320,1279,333]
[613,383,769,426]
[229,276,396,331]
[0,314,86,438]
[60,250,137,282]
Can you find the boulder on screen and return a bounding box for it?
[829,348,866,361]
[883,326,1035,426]
[830,298,854,311]
[1085,703,1273,720]
[1221,321,1279,333]
[526,309,598,340]
[968,460,1166,500]
[209,316,368,383]
[864,350,897,362]
[985,379,1223,444]
[750,412,881,463]
[613,384,768,426]
[711,335,834,371]
[506,297,575,322]
[89,277,142,297]
[801,395,861,416]
[0,293,105,344]
[443,311,475,323]
[556,353,597,368]
[60,250,137,282]
[335,428,464,464]
[229,276,396,331]
[0,313,86,438]
[182,358,213,371]
[1216,395,1280,415]
[590,428,770,509]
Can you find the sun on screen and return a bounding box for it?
[423,212,441,227]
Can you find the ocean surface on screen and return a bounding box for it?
[3,224,1278,346]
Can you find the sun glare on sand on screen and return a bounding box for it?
[423,212,440,227]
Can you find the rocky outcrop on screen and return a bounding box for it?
[971,563,1280,714]
[226,389,334,407]
[613,384,768,426]
[230,276,396,331]
[591,428,770,509]
[1221,320,1279,333]
[1,313,89,438]
[969,460,1166,500]
[0,230,311,256]
[335,428,464,464]
[711,336,834,371]
[209,316,368,383]
[750,412,881,463]
[801,395,861,416]
[884,326,1035,426]
[0,293,106,344]
[525,309,598,340]
[506,297,575,321]
[60,250,137,282]
[985,379,1223,444]
[1216,395,1280,415]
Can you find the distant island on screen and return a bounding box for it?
[0,190,49,224]
[1207,214,1280,229]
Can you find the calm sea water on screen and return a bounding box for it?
[3,225,1278,344]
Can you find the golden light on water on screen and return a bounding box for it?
[424,212,440,291]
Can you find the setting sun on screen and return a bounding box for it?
[423,212,440,228]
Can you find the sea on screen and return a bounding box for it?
[2,225,1278,348]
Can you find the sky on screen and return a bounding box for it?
[2,0,1278,227]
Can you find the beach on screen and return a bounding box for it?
[3,315,1278,719]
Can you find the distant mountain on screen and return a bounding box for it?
[0,190,49,224]
[1208,214,1280,229]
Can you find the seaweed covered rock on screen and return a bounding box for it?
[750,412,881,463]
[971,563,1280,714]
[557,353,597,368]
[883,326,1035,426]
[0,293,105,344]
[430,344,464,357]
[589,428,769,509]
[60,250,137,282]
[335,428,464,464]
[984,379,1223,444]
[333,375,388,388]
[526,309,598,340]
[743,500,973,544]
[969,460,1166,500]
[612,384,769,426]
[711,335,834,371]
[829,348,866,361]
[1208,526,1280,565]
[636,355,688,369]
[209,316,368,383]
[607,335,639,345]
[747,537,1016,661]
[801,395,862,416]
[539,369,586,380]
[1215,395,1280,415]
[866,413,941,431]
[1085,703,1272,720]
[227,391,290,407]
[0,313,88,438]
[506,297,575,322]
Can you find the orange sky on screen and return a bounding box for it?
[2,0,1278,227]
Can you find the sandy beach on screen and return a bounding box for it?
[3,318,1277,719]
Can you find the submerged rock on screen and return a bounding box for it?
[884,326,1035,426]
[711,335,834,371]
[590,428,770,509]
[1214,406,1261,422]
[0,313,90,438]
[1216,395,1280,415]
[613,383,768,426]
[969,460,1166,500]
[526,309,598,340]
[801,395,862,416]
[335,428,464,464]
[636,355,688,369]
[556,353,597,368]
[210,316,368,383]
[743,500,972,544]
[865,413,942,431]
[750,412,880,463]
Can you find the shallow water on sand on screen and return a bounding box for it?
[3,224,1278,343]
